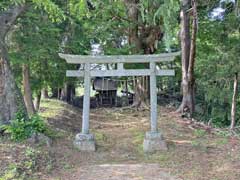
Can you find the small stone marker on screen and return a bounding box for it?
[74,133,95,151]
[59,52,180,152]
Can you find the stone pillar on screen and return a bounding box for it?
[150,62,158,132]
[74,63,96,151]
[143,62,167,153]
[82,63,91,134]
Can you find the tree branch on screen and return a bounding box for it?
[0,4,27,39]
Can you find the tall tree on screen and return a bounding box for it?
[194,0,239,127]
[0,1,64,124]
[0,5,28,124]
[123,0,179,109]
[177,0,198,116]
[231,72,238,130]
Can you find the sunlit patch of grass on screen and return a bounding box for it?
[39,99,66,119]
[38,99,71,138]
[0,165,18,180]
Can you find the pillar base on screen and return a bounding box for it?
[73,133,96,151]
[143,131,168,153]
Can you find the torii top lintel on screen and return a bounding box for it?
[59,52,180,64]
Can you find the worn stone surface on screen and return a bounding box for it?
[143,131,168,153]
[64,164,181,180]
[74,133,96,151]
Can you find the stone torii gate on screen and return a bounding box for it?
[59,52,180,153]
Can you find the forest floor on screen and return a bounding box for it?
[1,99,240,180]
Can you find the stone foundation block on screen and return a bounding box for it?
[143,131,168,153]
[74,133,96,151]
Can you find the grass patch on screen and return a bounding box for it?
[39,99,66,119]
[193,129,207,138]
[129,128,146,157]
[0,146,50,180]
[94,131,108,142]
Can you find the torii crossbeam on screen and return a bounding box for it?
[59,52,180,152]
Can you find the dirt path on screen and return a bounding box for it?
[63,164,180,180]
[39,100,240,180]
[1,100,240,180]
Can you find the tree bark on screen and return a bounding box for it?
[124,0,141,51]
[23,64,35,115]
[41,89,49,99]
[61,83,75,103]
[230,73,238,130]
[0,5,27,124]
[34,91,41,112]
[0,41,27,124]
[0,5,27,39]
[177,0,198,117]
[124,0,149,109]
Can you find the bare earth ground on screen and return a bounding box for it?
[1,99,240,180]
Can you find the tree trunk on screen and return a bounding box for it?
[58,88,62,99]
[34,91,41,112]
[51,88,58,98]
[0,41,27,124]
[23,64,35,115]
[67,84,75,103]
[124,0,141,51]
[177,0,198,117]
[0,5,27,124]
[124,0,149,109]
[42,89,49,99]
[61,83,75,103]
[230,73,238,130]
[132,76,149,110]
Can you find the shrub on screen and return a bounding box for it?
[1,112,47,141]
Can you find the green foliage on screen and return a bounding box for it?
[152,1,239,128]
[0,146,48,180]
[69,0,89,19]
[194,2,240,127]
[9,6,67,95]
[32,0,65,22]
[1,112,47,142]
[1,0,239,129]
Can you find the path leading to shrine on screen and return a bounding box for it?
[2,99,238,180]
[63,164,179,180]
[38,99,240,180]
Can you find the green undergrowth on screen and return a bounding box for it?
[0,100,64,180]
[0,146,52,180]
[1,112,48,142]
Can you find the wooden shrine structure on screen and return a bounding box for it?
[59,52,180,152]
[93,78,117,107]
